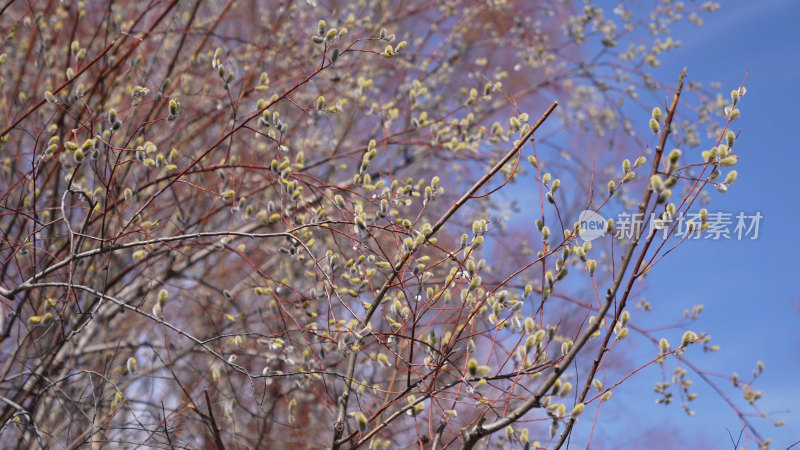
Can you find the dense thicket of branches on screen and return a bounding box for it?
[0,0,770,448]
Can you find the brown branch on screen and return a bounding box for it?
[552,70,691,450]
[204,390,227,450]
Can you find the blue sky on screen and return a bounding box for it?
[597,0,800,447]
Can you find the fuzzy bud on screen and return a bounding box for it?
[622,171,635,183]
[606,218,615,234]
[127,357,138,374]
[730,89,740,105]
[157,289,168,305]
[467,358,478,376]
[651,107,662,122]
[649,118,660,135]
[726,131,736,148]
[719,154,739,167]
[650,175,664,193]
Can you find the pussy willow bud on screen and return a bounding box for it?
[659,338,670,353]
[726,130,736,148]
[649,118,660,135]
[730,89,740,105]
[650,175,664,193]
[651,107,662,122]
[352,411,368,432]
[606,218,614,234]
[157,289,168,305]
[681,330,698,347]
[467,358,478,376]
[168,99,180,116]
[667,148,681,169]
[126,357,138,374]
[719,154,738,167]
[334,194,346,208]
[657,189,671,204]
[622,171,635,183]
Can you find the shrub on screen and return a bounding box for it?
[0,1,768,448]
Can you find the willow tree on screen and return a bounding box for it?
[0,0,770,448]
